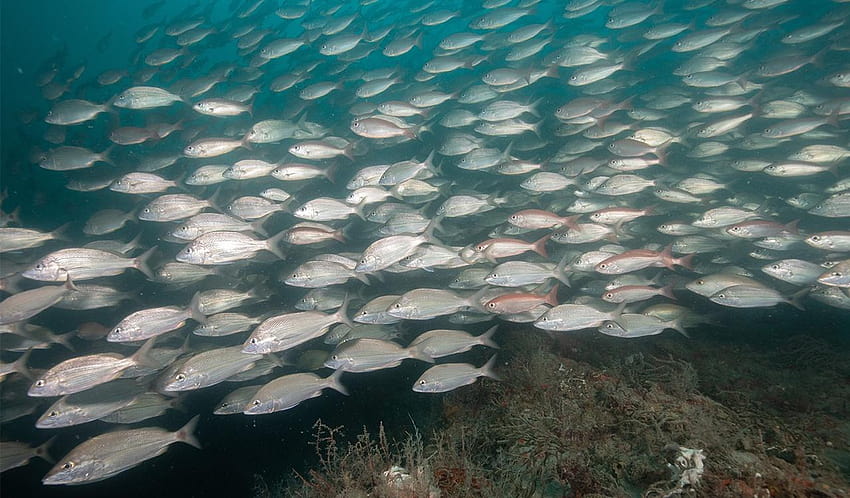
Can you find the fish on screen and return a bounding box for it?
[709,285,806,310]
[45,99,111,125]
[413,356,500,393]
[0,276,77,325]
[534,302,625,332]
[35,380,144,429]
[28,339,155,397]
[242,296,352,354]
[23,247,156,281]
[2,0,849,486]
[0,224,69,253]
[107,293,206,342]
[176,231,286,265]
[112,86,184,109]
[324,338,434,373]
[408,325,499,358]
[161,346,264,392]
[598,313,686,338]
[1,438,55,473]
[42,416,200,485]
[243,370,348,415]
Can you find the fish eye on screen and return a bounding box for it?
[394,303,401,308]
[35,263,44,270]
[143,208,151,213]
[763,128,772,134]
[696,280,705,285]
[771,265,780,270]
[569,75,577,81]
[598,263,607,269]
[331,355,338,360]
[605,293,614,299]
[35,379,45,387]
[717,293,725,298]
[113,327,122,334]
[811,236,821,241]
[489,273,498,279]
[50,410,59,417]
[175,373,186,381]
[252,400,261,406]
[419,380,426,385]
[487,302,496,308]
[250,338,257,344]
[62,461,75,470]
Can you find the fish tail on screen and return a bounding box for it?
[670,317,689,338]
[408,345,435,364]
[131,337,158,368]
[479,324,500,349]
[265,230,288,260]
[544,284,560,307]
[35,436,57,464]
[531,233,551,258]
[50,222,73,242]
[554,253,572,287]
[63,273,78,292]
[479,355,501,381]
[659,283,677,301]
[335,293,355,329]
[788,288,809,311]
[12,349,34,380]
[175,415,202,449]
[187,292,207,325]
[676,253,695,271]
[54,331,76,352]
[135,245,158,280]
[327,369,349,396]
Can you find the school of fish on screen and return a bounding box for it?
[1,0,849,487]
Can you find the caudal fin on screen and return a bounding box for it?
[175,415,202,449]
[477,325,500,349]
[479,355,501,382]
[187,292,207,325]
[531,233,551,258]
[325,369,349,396]
[134,246,158,280]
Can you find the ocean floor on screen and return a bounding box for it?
[272,309,850,498]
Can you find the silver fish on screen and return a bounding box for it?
[43,416,200,485]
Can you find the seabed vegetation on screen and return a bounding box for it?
[262,325,850,498]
